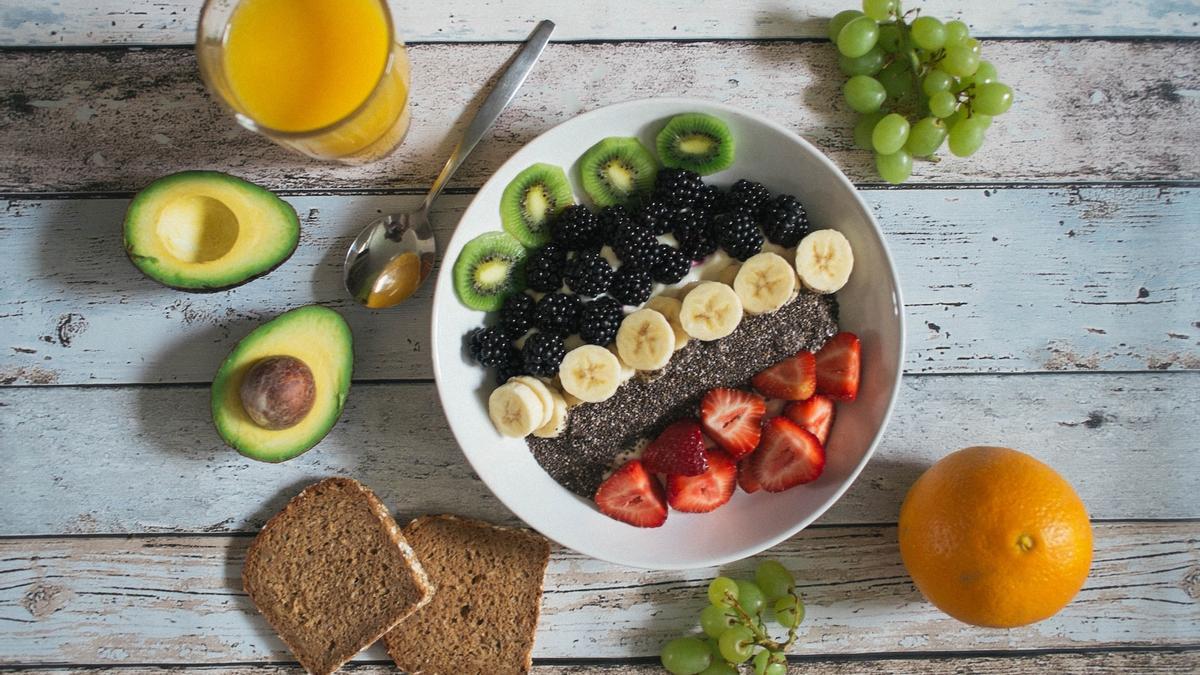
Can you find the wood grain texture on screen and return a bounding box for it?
[1,188,1196,386]
[1,41,1198,192]
[0,373,1196,536]
[2,0,1198,45]
[0,522,1195,663]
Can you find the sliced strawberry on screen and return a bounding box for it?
[594,460,668,527]
[784,394,836,445]
[642,419,708,476]
[752,351,817,401]
[700,388,766,459]
[749,417,826,492]
[814,332,861,400]
[667,449,737,513]
[737,458,761,494]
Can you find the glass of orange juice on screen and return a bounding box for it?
[197,0,411,164]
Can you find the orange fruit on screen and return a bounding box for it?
[898,446,1093,628]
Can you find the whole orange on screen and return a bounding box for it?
[897,446,1093,628]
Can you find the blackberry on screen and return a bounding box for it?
[522,332,566,378]
[692,183,723,213]
[653,168,705,209]
[551,205,602,252]
[533,292,581,335]
[467,326,514,368]
[728,179,772,212]
[613,222,660,270]
[596,205,633,246]
[715,210,764,261]
[651,244,691,284]
[634,198,675,235]
[609,267,653,306]
[760,194,809,247]
[564,252,614,297]
[673,210,720,261]
[579,296,623,346]
[499,292,535,338]
[496,349,526,385]
[525,242,567,293]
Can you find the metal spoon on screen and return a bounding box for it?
[344,19,556,308]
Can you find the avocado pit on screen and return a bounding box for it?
[239,355,316,430]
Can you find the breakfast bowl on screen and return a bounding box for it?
[431,98,904,569]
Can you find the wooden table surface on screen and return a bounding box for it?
[1,1,1198,673]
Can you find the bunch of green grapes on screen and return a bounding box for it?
[658,560,804,675]
[829,0,1015,184]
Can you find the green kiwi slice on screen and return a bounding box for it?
[655,113,735,175]
[452,231,527,311]
[578,137,658,207]
[500,163,574,248]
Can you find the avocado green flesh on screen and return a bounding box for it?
[124,171,299,291]
[211,305,353,462]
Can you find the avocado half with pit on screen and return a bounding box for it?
[124,171,299,291]
[211,305,353,462]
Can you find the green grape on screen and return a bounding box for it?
[871,113,909,154]
[753,649,770,675]
[765,663,788,675]
[944,19,970,46]
[862,0,897,21]
[910,16,946,50]
[877,23,903,52]
[708,576,740,607]
[941,45,980,77]
[735,580,767,616]
[876,60,913,98]
[928,91,957,118]
[661,637,712,675]
[973,82,1013,115]
[921,69,955,96]
[773,595,806,628]
[843,75,887,113]
[754,560,795,601]
[705,638,723,661]
[700,605,740,638]
[837,16,880,58]
[838,45,886,76]
[699,661,739,675]
[854,111,887,149]
[905,117,947,156]
[973,60,998,85]
[973,112,993,128]
[718,626,756,664]
[964,37,982,55]
[876,149,913,184]
[948,117,987,157]
[828,9,865,42]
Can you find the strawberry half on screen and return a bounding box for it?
[815,332,861,400]
[642,419,708,476]
[667,449,737,513]
[784,394,835,445]
[737,458,761,494]
[700,388,766,459]
[594,460,668,527]
[752,351,817,401]
[749,417,826,492]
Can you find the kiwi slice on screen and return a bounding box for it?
[452,231,527,312]
[578,137,658,208]
[500,163,574,248]
[656,113,735,175]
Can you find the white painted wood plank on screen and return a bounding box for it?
[1,188,1195,386]
[2,0,1198,46]
[0,522,1194,663]
[1,41,1197,192]
[0,374,1195,536]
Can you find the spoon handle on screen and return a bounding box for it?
[421,19,556,212]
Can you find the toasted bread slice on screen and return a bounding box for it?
[243,478,434,675]
[384,514,551,675]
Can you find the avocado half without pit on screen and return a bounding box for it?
[211,305,353,462]
[123,171,300,291]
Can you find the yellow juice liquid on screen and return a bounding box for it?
[221,0,411,161]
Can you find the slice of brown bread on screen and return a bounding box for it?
[383,514,551,675]
[243,478,435,675]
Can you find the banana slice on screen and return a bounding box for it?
[717,262,742,286]
[488,380,546,437]
[558,345,622,403]
[608,344,637,383]
[616,308,674,371]
[795,229,854,294]
[553,376,585,407]
[512,376,555,428]
[644,296,689,351]
[680,281,744,341]
[532,387,569,438]
[734,251,797,315]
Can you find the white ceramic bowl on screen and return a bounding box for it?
[431,98,904,569]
